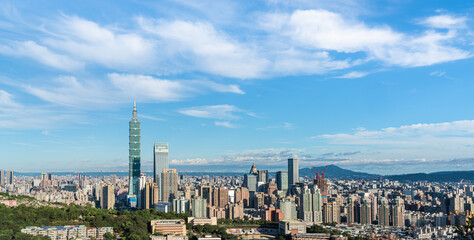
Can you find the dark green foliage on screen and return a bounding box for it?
[0,198,189,240]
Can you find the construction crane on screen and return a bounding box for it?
[321,166,328,179]
[312,166,319,181]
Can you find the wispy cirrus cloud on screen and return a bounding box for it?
[0,89,80,129]
[178,104,253,120]
[22,74,244,109]
[420,14,467,29]
[336,71,368,79]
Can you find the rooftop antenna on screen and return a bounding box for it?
[133,98,136,108]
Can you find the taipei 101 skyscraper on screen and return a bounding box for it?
[128,100,141,199]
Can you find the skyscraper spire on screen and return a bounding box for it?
[129,101,141,201]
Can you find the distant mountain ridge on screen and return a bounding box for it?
[299,165,380,180]
[385,170,474,182]
[15,165,474,182]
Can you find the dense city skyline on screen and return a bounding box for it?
[0,0,474,174]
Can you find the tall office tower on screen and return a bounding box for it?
[101,184,115,210]
[257,170,269,184]
[141,182,159,209]
[276,171,288,191]
[154,143,169,201]
[6,170,13,185]
[244,174,257,192]
[212,188,219,207]
[129,101,141,197]
[235,187,249,207]
[0,170,4,185]
[192,197,207,218]
[200,186,212,205]
[278,198,297,220]
[48,173,52,181]
[218,187,229,207]
[378,198,390,226]
[391,197,405,227]
[41,173,47,181]
[161,169,178,202]
[360,198,372,225]
[288,157,299,187]
[323,201,341,224]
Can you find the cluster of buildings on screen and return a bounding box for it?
[20,225,113,240]
[2,103,473,240]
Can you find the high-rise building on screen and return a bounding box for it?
[391,197,405,227]
[192,197,207,218]
[278,198,297,220]
[173,197,190,214]
[141,182,159,209]
[161,169,178,202]
[129,101,141,197]
[41,173,47,181]
[323,201,341,224]
[0,170,4,185]
[218,187,229,207]
[6,170,13,185]
[276,171,288,191]
[244,174,257,192]
[360,198,372,225]
[200,186,212,205]
[378,198,390,226]
[299,186,322,223]
[101,184,115,210]
[288,157,299,187]
[154,143,169,201]
[257,170,269,184]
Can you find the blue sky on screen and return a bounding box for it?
[0,0,473,174]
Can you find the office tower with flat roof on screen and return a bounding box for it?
[161,169,178,202]
[257,170,269,184]
[192,197,207,218]
[276,171,288,191]
[0,170,4,185]
[129,101,141,197]
[48,173,52,181]
[6,170,13,185]
[288,157,299,187]
[154,143,169,201]
[101,184,115,210]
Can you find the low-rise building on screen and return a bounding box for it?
[150,219,186,236]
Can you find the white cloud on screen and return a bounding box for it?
[178,104,251,120]
[23,74,245,109]
[0,41,84,71]
[261,10,471,68]
[257,122,294,130]
[138,18,269,78]
[317,120,474,147]
[170,158,209,165]
[336,71,368,79]
[44,15,156,70]
[0,89,80,129]
[215,121,237,128]
[421,15,467,29]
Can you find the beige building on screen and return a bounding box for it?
[161,169,178,202]
[101,184,115,209]
[150,219,186,236]
[187,217,218,226]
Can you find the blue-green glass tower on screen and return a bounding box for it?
[129,101,141,196]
